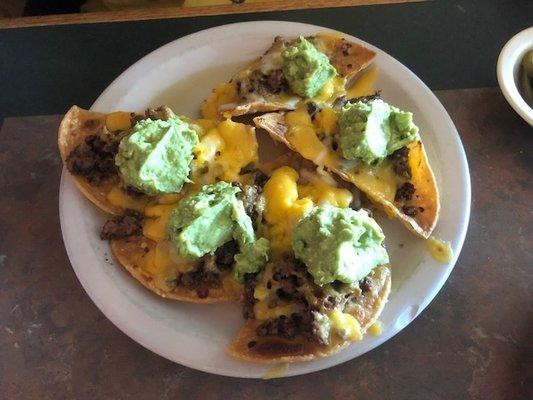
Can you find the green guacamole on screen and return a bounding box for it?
[234,238,270,283]
[166,182,269,279]
[282,37,337,98]
[292,204,389,286]
[339,99,420,164]
[115,117,199,195]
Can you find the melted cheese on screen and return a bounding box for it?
[368,321,383,336]
[346,67,378,99]
[285,106,340,168]
[328,310,363,341]
[284,96,404,215]
[193,119,258,183]
[348,162,403,204]
[106,186,148,211]
[253,268,302,320]
[216,119,258,181]
[194,118,219,133]
[254,286,300,319]
[314,75,346,103]
[261,166,355,252]
[262,166,313,252]
[143,241,194,279]
[426,237,453,263]
[298,176,352,208]
[262,363,289,380]
[201,82,238,120]
[313,107,339,136]
[142,204,175,241]
[105,111,131,132]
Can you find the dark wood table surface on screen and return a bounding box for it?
[0,87,531,399]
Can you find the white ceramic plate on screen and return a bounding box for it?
[59,21,470,378]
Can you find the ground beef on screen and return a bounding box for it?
[243,273,257,319]
[130,113,145,126]
[306,101,320,119]
[350,91,382,104]
[100,210,143,240]
[359,277,373,293]
[390,146,412,179]
[66,134,119,185]
[255,310,329,345]
[124,185,144,198]
[144,106,175,121]
[264,69,287,94]
[179,265,221,298]
[395,182,416,202]
[402,205,424,217]
[214,240,239,270]
[239,69,288,98]
[251,169,269,188]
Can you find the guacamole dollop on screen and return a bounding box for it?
[234,238,270,283]
[282,37,337,98]
[339,99,420,164]
[166,182,269,279]
[292,204,389,286]
[115,117,199,195]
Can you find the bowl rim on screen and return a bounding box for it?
[497,27,533,126]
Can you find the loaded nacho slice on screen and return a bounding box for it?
[102,178,270,303]
[254,93,439,238]
[227,162,391,363]
[202,33,376,119]
[58,105,205,215]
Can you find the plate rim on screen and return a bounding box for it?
[60,20,471,378]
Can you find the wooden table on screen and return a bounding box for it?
[0,1,532,398]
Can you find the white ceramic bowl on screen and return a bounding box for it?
[497,27,533,126]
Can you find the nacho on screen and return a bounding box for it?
[58,105,141,215]
[254,106,439,238]
[202,33,376,119]
[111,235,242,303]
[229,263,391,363]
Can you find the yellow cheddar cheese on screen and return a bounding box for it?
[346,67,378,99]
[105,111,131,132]
[348,162,403,205]
[143,204,175,241]
[201,82,238,120]
[328,309,363,341]
[314,75,346,103]
[194,118,258,183]
[216,119,258,181]
[313,107,339,136]
[106,186,148,211]
[262,166,313,252]
[285,107,340,168]
[299,179,353,208]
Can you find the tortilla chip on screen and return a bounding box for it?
[205,34,376,118]
[110,236,242,303]
[58,105,148,215]
[254,112,440,238]
[228,265,391,363]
